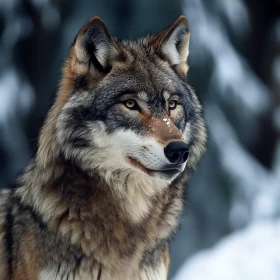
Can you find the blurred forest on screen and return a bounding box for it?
[0,0,279,279]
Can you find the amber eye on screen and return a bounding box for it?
[168,100,177,110]
[124,100,138,110]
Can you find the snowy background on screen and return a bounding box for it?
[0,0,279,279]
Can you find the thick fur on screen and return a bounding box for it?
[0,16,206,280]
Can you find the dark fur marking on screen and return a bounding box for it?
[71,136,90,148]
[73,76,88,91]
[118,242,137,258]
[140,239,167,268]
[59,265,68,280]
[97,264,102,280]
[12,195,47,230]
[5,189,15,278]
[90,52,108,73]
[55,263,62,278]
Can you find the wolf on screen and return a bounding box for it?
[0,15,206,279]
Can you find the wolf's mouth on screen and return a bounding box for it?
[127,156,152,175]
[127,156,182,177]
[149,169,181,178]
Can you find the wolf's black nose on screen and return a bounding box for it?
[164,142,190,164]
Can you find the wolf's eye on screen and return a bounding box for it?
[168,100,177,110]
[124,100,139,110]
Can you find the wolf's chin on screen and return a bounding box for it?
[150,169,182,183]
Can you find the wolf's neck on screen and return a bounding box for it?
[16,157,181,257]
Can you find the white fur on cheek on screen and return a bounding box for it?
[182,122,191,143]
[85,128,170,222]
[85,127,187,181]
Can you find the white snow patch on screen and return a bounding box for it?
[174,220,280,280]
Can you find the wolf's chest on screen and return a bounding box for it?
[39,260,166,280]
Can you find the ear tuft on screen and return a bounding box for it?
[73,17,123,75]
[152,16,190,78]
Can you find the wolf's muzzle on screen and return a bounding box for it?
[164,141,190,165]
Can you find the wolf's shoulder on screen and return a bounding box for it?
[0,189,10,280]
[0,188,10,223]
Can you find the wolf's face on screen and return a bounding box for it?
[52,16,206,186]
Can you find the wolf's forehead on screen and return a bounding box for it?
[107,67,176,96]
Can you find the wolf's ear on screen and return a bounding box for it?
[73,17,123,75]
[152,16,190,78]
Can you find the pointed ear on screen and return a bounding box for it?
[72,17,123,76]
[152,16,190,78]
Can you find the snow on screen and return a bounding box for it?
[174,220,280,280]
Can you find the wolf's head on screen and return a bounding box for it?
[38,16,207,189]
